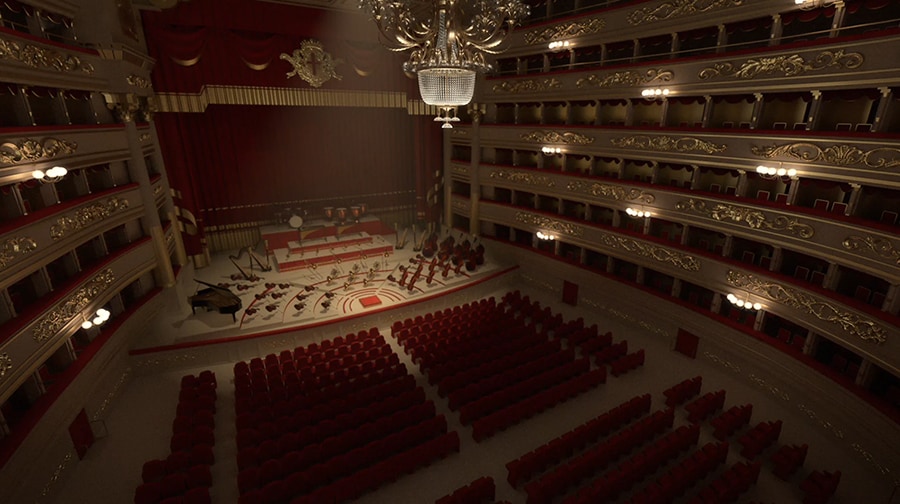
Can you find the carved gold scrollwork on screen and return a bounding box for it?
[751,142,900,170]
[598,233,700,271]
[492,78,562,94]
[576,69,673,89]
[524,18,606,44]
[676,199,814,238]
[842,235,900,266]
[490,168,555,188]
[50,198,130,241]
[628,0,743,25]
[32,269,115,343]
[699,50,863,80]
[567,180,655,203]
[0,352,12,379]
[0,36,95,74]
[514,212,584,237]
[727,270,887,344]
[520,130,594,145]
[140,133,151,142]
[610,135,726,154]
[0,138,77,165]
[126,74,152,88]
[280,40,342,88]
[1,236,38,270]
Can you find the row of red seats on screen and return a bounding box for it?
[685,390,726,423]
[664,375,703,407]
[435,476,496,504]
[610,350,646,377]
[436,337,557,395]
[406,319,521,368]
[472,366,608,442]
[738,420,782,459]
[448,346,574,410]
[771,443,808,480]
[426,327,541,385]
[711,404,753,440]
[688,460,762,503]
[564,423,702,504]
[578,329,613,354]
[239,416,453,502]
[626,442,730,504]
[507,394,652,488]
[800,469,841,504]
[394,304,506,342]
[523,408,675,504]
[595,340,629,365]
[135,371,217,504]
[288,432,461,504]
[392,297,498,332]
[460,358,590,425]
[236,328,383,376]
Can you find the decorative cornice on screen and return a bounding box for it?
[576,69,673,89]
[699,50,863,80]
[599,232,700,271]
[567,180,655,203]
[126,74,152,88]
[726,270,887,345]
[32,269,116,343]
[451,198,468,211]
[675,199,814,239]
[490,168,555,188]
[50,197,130,241]
[0,36,95,74]
[610,135,726,154]
[520,130,594,145]
[0,352,12,380]
[842,235,900,266]
[751,142,900,170]
[451,165,470,175]
[492,78,562,94]
[628,0,743,25]
[514,212,584,237]
[523,18,606,44]
[1,237,38,270]
[0,138,77,165]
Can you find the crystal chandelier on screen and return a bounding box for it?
[359,0,529,127]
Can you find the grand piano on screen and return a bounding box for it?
[189,279,242,322]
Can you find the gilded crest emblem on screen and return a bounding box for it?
[280,40,343,88]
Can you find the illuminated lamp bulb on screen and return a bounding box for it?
[787,169,797,177]
[47,166,67,178]
[662,89,670,96]
[97,308,111,318]
[777,168,787,176]
[81,320,93,329]
[727,293,737,303]
[752,302,762,310]
[92,316,103,325]
[736,300,745,308]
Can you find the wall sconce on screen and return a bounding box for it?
[541,146,561,155]
[32,166,68,183]
[536,231,556,240]
[726,293,761,311]
[625,207,651,218]
[641,88,669,99]
[756,163,796,180]
[548,40,571,51]
[81,308,111,329]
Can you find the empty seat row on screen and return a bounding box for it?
[610,350,646,377]
[771,443,808,480]
[437,337,557,395]
[711,404,753,440]
[626,442,729,504]
[685,390,726,423]
[435,476,496,504]
[800,469,841,504]
[738,420,782,459]
[595,340,629,365]
[687,460,761,503]
[663,376,703,407]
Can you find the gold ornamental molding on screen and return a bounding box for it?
[567,180,655,203]
[520,130,594,145]
[126,74,152,89]
[726,270,887,345]
[1,236,38,270]
[140,133,152,142]
[842,235,900,266]
[523,18,606,45]
[32,269,116,343]
[576,69,673,89]
[676,199,814,239]
[628,0,742,25]
[490,168,556,188]
[0,35,95,74]
[50,197,130,241]
[598,232,700,271]
[610,135,726,154]
[155,86,416,114]
[0,352,12,380]
[751,142,900,170]
[280,39,343,88]
[0,138,77,165]
[492,78,562,94]
[514,212,584,237]
[699,50,863,80]
[451,164,470,176]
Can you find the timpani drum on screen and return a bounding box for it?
[350,205,361,223]
[323,207,334,221]
[336,207,347,224]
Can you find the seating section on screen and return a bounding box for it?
[710,404,753,440]
[684,390,726,423]
[738,420,782,459]
[134,370,217,504]
[663,376,703,407]
[771,443,808,480]
[626,441,730,504]
[688,460,762,503]
[232,328,458,503]
[435,476,496,504]
[393,293,607,441]
[800,469,841,504]
[609,350,646,377]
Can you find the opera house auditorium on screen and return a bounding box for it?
[0,0,899,503]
